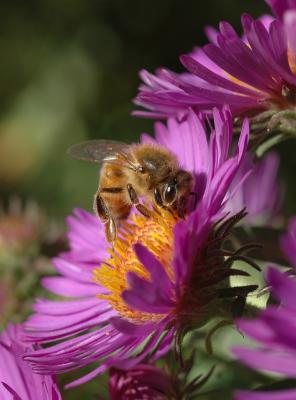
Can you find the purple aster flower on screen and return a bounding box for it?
[24,107,252,388]
[233,217,296,400]
[134,4,296,122]
[226,151,283,226]
[108,364,175,399]
[0,323,61,400]
[266,0,296,20]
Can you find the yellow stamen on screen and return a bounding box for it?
[288,48,296,75]
[93,208,178,324]
[226,73,263,94]
[224,42,263,95]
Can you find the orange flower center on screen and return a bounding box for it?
[93,209,177,324]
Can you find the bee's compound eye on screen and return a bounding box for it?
[164,184,177,204]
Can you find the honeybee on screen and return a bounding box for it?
[68,140,195,242]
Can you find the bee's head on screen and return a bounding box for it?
[155,170,194,211]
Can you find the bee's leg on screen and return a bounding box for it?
[127,184,153,218]
[93,191,116,243]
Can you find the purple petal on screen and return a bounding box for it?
[32,297,99,315]
[52,257,93,282]
[266,0,296,19]
[236,318,276,344]
[235,388,296,400]
[233,347,296,377]
[266,267,296,308]
[261,307,296,350]
[180,54,259,96]
[41,277,101,297]
[65,364,107,389]
[0,324,62,400]
[1,382,23,400]
[105,325,168,370]
[133,243,172,293]
[280,217,296,268]
[110,317,156,336]
[124,271,174,310]
[285,11,296,70]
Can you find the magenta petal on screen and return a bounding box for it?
[1,383,23,400]
[236,318,276,344]
[280,217,296,268]
[0,324,62,400]
[266,0,296,19]
[133,243,172,293]
[150,330,174,362]
[32,298,99,316]
[261,308,296,349]
[110,317,155,336]
[52,257,93,282]
[122,289,173,314]
[233,347,296,377]
[235,389,296,400]
[180,54,259,96]
[233,151,282,225]
[124,272,174,311]
[204,41,271,93]
[266,267,296,308]
[105,326,167,370]
[65,364,107,389]
[41,277,101,297]
[126,271,159,294]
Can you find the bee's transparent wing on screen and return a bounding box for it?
[67,139,139,170]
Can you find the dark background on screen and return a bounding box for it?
[1,0,294,217]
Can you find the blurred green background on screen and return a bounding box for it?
[2,0,286,218]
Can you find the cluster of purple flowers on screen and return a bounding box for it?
[1,1,296,399]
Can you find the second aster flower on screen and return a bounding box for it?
[24,108,253,387]
[135,1,296,128]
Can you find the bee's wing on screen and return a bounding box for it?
[67,139,139,170]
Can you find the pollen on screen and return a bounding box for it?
[93,208,177,324]
[288,48,296,76]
